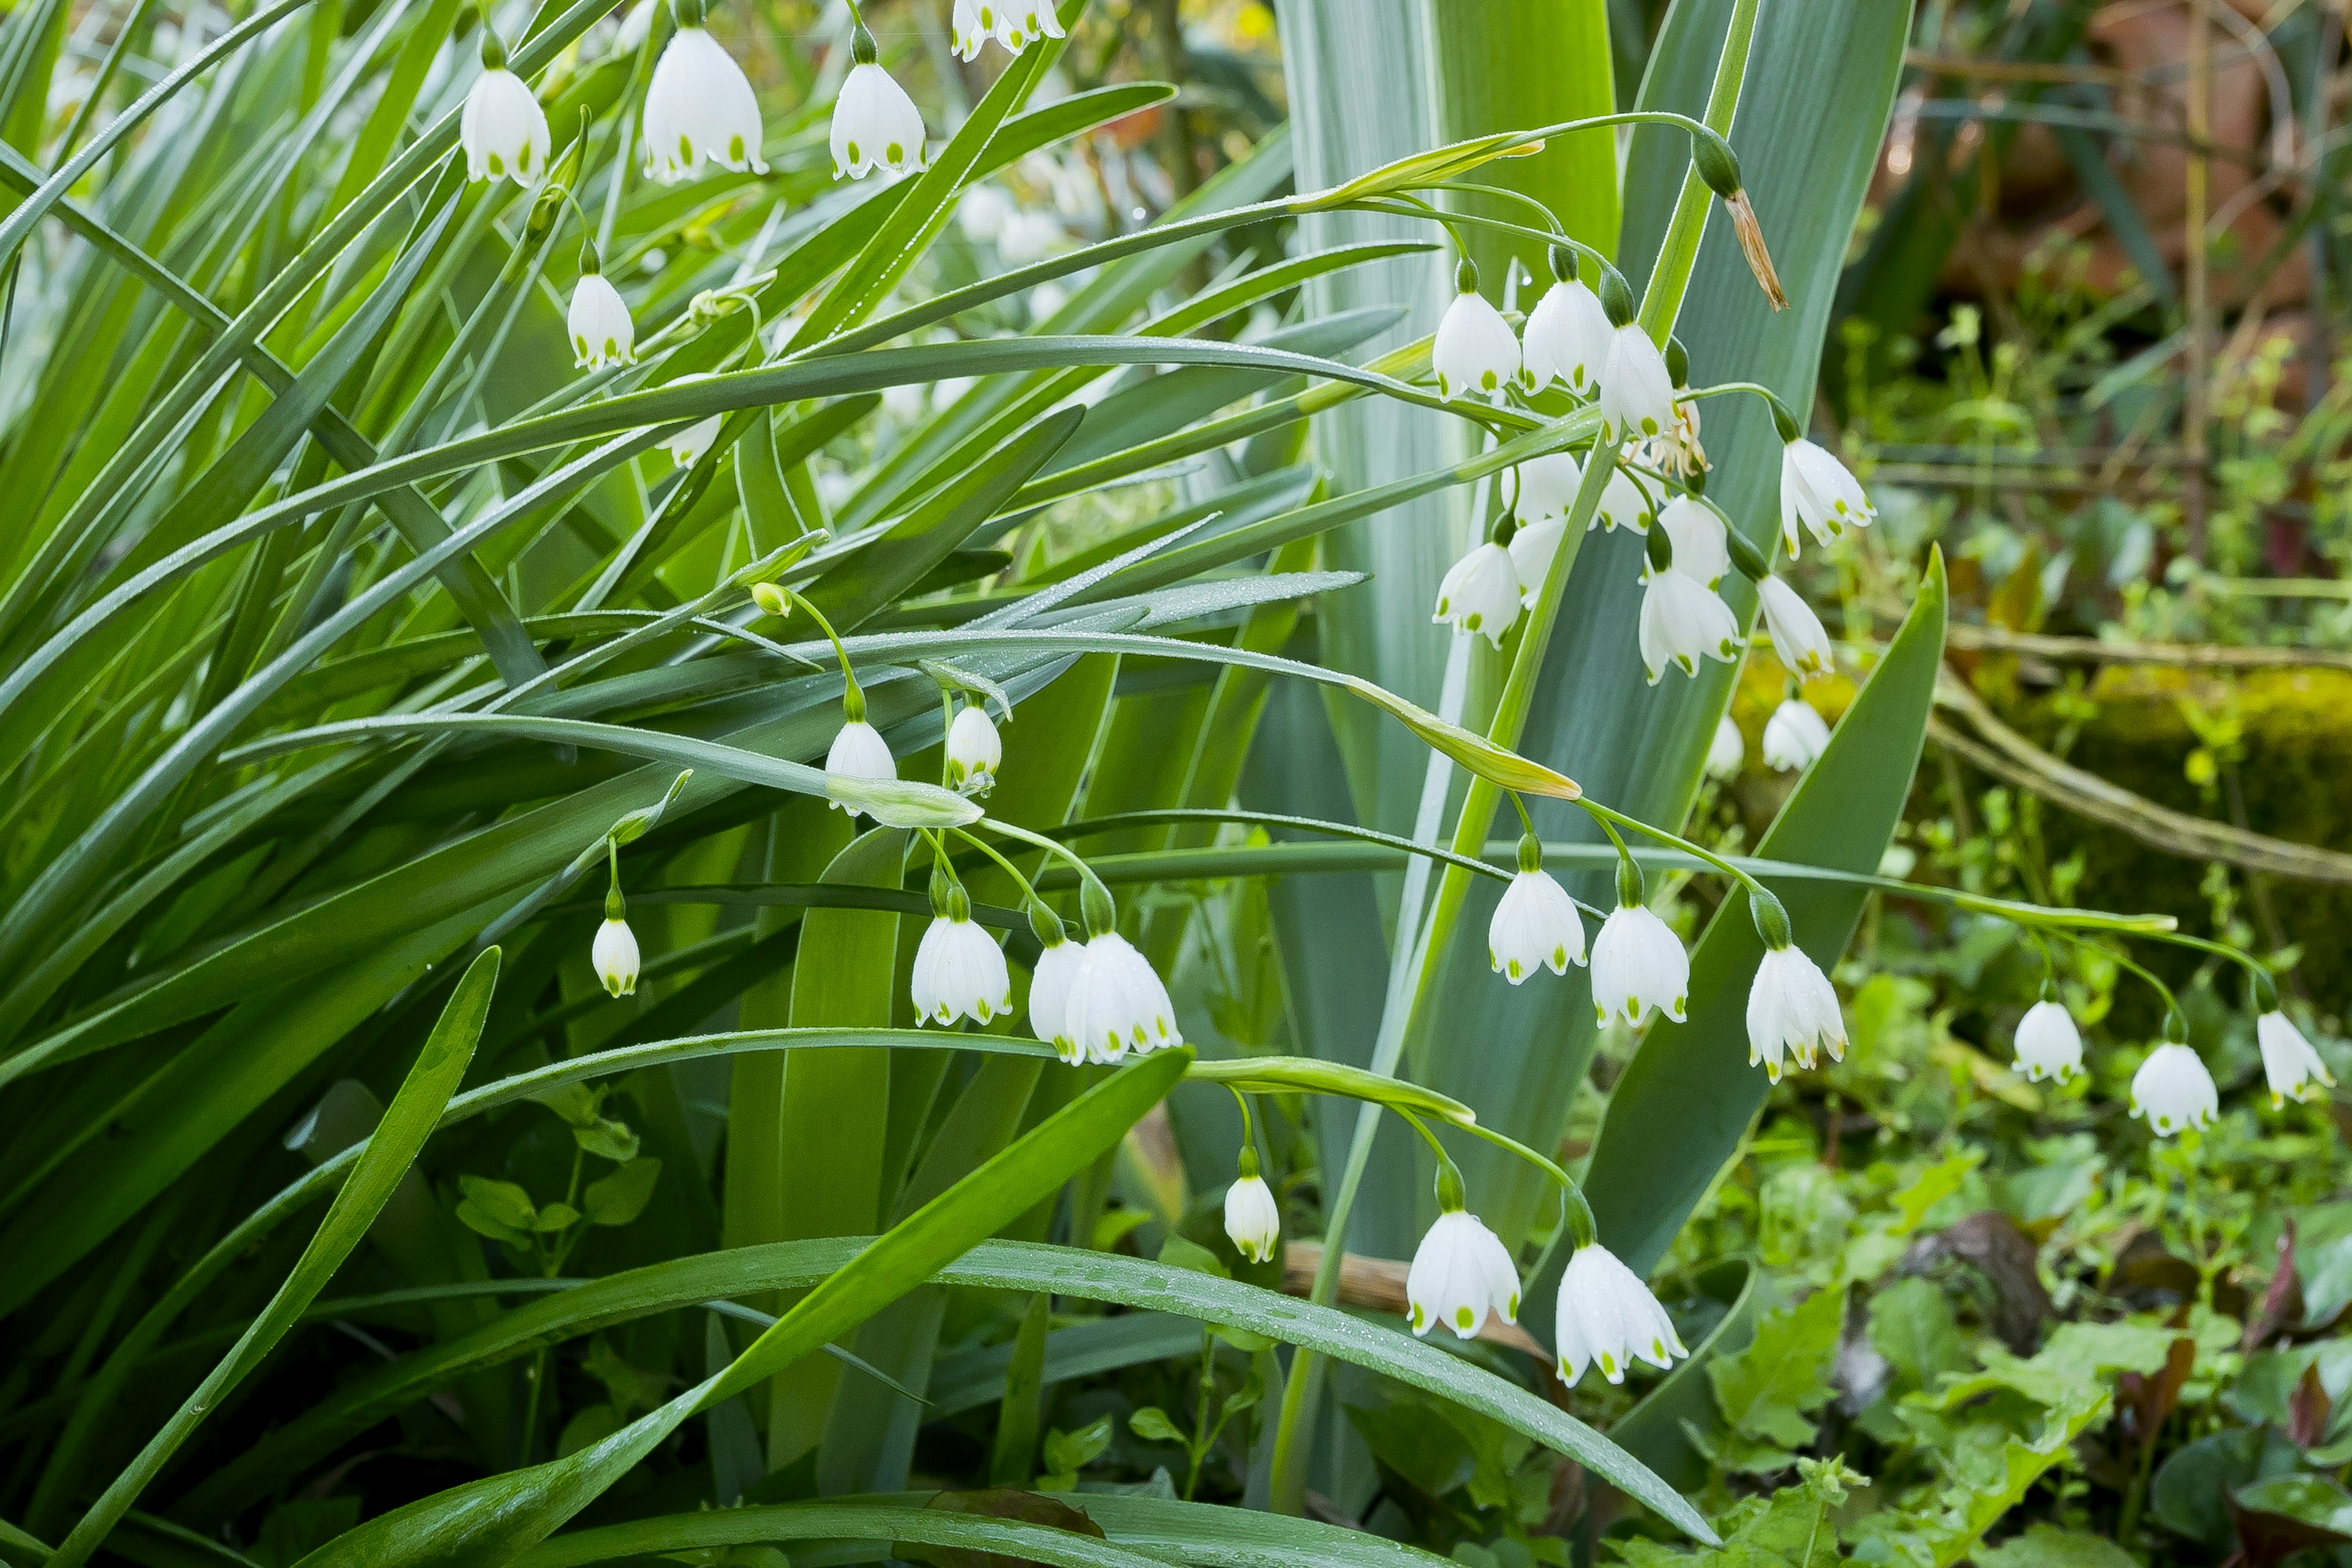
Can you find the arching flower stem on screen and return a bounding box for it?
[770,585,865,720]
[981,816,1121,940]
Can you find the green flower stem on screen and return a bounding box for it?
[1635,0,1762,344]
[2062,932,2188,1035]
[1181,1056,1477,1128]
[951,826,1047,911]
[1580,797,1770,902]
[778,587,864,718]
[980,816,1118,935]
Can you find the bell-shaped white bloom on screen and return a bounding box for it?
[612,0,655,55]
[913,913,1012,1027]
[1592,465,1655,534]
[1655,497,1727,587]
[461,67,551,185]
[950,0,1000,58]
[1598,323,1678,444]
[1755,575,1834,680]
[1706,713,1744,780]
[1063,931,1182,1063]
[655,371,722,466]
[1778,437,1875,556]
[946,704,1002,793]
[1516,451,1583,522]
[2130,1042,2219,1136]
[1489,870,1586,983]
[1521,277,1613,393]
[831,62,926,181]
[568,272,635,370]
[993,0,1065,48]
[1590,905,1688,1027]
[2013,998,2083,1084]
[1746,944,1846,1080]
[1507,516,1565,605]
[1406,1209,1520,1339]
[1433,285,1525,401]
[644,26,767,182]
[592,917,639,998]
[1028,937,1085,1061]
[1224,1173,1280,1263]
[825,718,896,813]
[1637,568,1740,684]
[1762,698,1831,774]
[2257,1009,2336,1107]
[1433,541,1523,646]
[1555,1243,1688,1386]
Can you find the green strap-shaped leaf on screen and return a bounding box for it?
[1581,551,1949,1274]
[48,949,500,1568]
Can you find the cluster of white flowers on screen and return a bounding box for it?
[2013,984,2335,1139]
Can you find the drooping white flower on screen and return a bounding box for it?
[2013,999,2083,1084]
[2257,1009,2336,1107]
[644,26,767,182]
[1521,277,1613,393]
[1507,516,1566,604]
[1028,937,1085,1061]
[1555,1242,1688,1386]
[1488,870,1586,983]
[656,371,722,466]
[1746,943,1846,1080]
[1433,276,1525,401]
[460,62,551,185]
[831,62,927,181]
[1063,931,1182,1063]
[1762,698,1831,774]
[1637,567,1740,684]
[825,718,896,813]
[1433,541,1523,646]
[1515,451,1583,522]
[913,913,1013,1026]
[592,917,639,998]
[1406,1209,1520,1339]
[1591,465,1655,534]
[1755,575,1834,680]
[1597,323,1678,445]
[950,0,1000,58]
[612,0,655,56]
[1590,905,1688,1027]
[1778,437,1875,556]
[1224,1170,1280,1263]
[2130,1042,2219,1136]
[1706,714,1744,780]
[946,703,1002,793]
[993,0,1065,48]
[1655,497,1727,587]
[568,270,635,370]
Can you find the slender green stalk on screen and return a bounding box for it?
[1635,0,1763,345]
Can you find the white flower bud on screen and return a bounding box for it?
[568,272,635,370]
[592,917,640,998]
[946,704,1002,793]
[825,719,897,815]
[1224,1172,1281,1263]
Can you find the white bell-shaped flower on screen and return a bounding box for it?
[1598,323,1678,445]
[1778,437,1875,556]
[831,62,927,181]
[2130,1042,2219,1136]
[946,703,1002,793]
[644,26,767,182]
[568,270,635,370]
[461,61,551,186]
[1028,937,1086,1062]
[913,913,1013,1026]
[2013,998,2083,1084]
[2257,1009,2336,1107]
[1706,714,1745,780]
[1643,395,1706,482]
[1224,1167,1280,1264]
[1406,1209,1520,1339]
[825,717,896,814]
[1555,1242,1688,1386]
[612,0,655,55]
[993,0,1065,48]
[1507,516,1565,605]
[1522,276,1613,393]
[1590,905,1688,1027]
[1637,567,1740,684]
[1655,497,1727,587]
[1433,272,1525,401]
[592,916,639,998]
[1433,541,1523,646]
[1762,697,1831,773]
[1063,931,1182,1063]
[656,371,722,466]
[1755,575,1834,681]
[950,0,999,58]
[1593,466,1654,533]
[1746,943,1846,1080]
[1488,870,1586,983]
[1515,451,1583,521]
